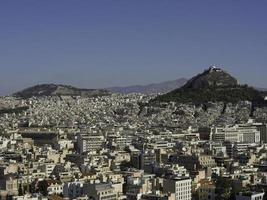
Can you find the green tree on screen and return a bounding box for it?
[37,180,48,196]
[215,176,232,200]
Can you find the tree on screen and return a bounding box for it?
[18,183,24,196]
[215,176,232,200]
[37,180,48,196]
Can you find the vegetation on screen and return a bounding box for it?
[215,176,233,200]
[151,85,265,105]
[0,106,29,114]
[13,84,110,98]
[37,180,49,196]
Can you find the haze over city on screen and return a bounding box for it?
[0,1,267,95]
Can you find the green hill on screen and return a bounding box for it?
[151,66,266,105]
[13,84,111,98]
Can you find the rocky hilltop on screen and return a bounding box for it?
[13,84,110,98]
[182,66,238,89]
[152,66,265,104]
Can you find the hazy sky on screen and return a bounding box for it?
[0,1,267,95]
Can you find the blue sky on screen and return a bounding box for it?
[0,0,267,95]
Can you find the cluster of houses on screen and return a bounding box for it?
[1,94,267,199]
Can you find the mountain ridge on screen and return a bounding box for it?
[107,78,187,94]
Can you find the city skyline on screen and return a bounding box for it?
[1,1,267,199]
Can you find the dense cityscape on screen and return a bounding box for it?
[1,1,267,200]
[1,67,267,200]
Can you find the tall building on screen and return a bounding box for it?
[140,150,156,173]
[77,132,105,153]
[256,124,267,143]
[130,150,156,173]
[163,177,192,200]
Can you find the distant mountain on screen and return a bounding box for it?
[152,66,266,105]
[256,87,267,92]
[14,84,110,98]
[107,78,187,94]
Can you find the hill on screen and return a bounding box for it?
[107,78,187,94]
[13,84,110,98]
[181,66,238,89]
[151,66,266,105]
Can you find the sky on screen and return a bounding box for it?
[0,0,267,95]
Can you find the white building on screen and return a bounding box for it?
[47,183,63,195]
[163,177,192,200]
[77,132,105,153]
[63,181,84,199]
[211,125,260,143]
[236,192,264,200]
[38,163,55,177]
